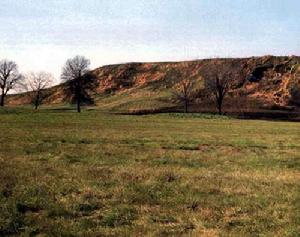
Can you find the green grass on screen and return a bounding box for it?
[94,87,175,113]
[0,107,299,236]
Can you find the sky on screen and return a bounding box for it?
[0,0,299,82]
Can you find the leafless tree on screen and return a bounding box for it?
[0,60,23,106]
[173,78,196,113]
[289,67,300,106]
[202,61,237,115]
[205,74,232,115]
[61,56,91,113]
[25,72,54,110]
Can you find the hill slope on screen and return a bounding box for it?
[7,56,300,115]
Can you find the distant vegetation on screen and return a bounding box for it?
[289,68,300,106]
[172,68,199,113]
[23,72,54,110]
[3,56,300,117]
[61,56,95,113]
[0,60,24,106]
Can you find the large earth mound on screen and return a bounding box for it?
[7,55,300,116]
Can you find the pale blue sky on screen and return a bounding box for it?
[0,0,299,81]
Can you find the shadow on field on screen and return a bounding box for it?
[117,106,300,122]
[2,105,300,122]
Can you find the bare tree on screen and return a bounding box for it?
[25,72,54,110]
[289,67,300,106]
[0,60,23,106]
[61,56,91,113]
[173,78,196,113]
[202,61,237,115]
[205,74,233,115]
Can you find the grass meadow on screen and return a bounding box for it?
[0,108,299,236]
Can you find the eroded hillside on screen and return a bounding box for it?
[7,56,300,114]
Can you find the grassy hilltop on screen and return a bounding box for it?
[0,108,299,236]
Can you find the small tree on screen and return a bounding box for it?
[0,59,23,106]
[25,72,54,110]
[205,73,233,115]
[202,61,237,115]
[289,67,300,105]
[173,78,196,113]
[61,56,91,113]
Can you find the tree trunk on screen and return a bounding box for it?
[217,101,222,115]
[76,79,81,113]
[184,99,188,113]
[218,104,222,115]
[77,99,81,113]
[76,87,81,113]
[0,92,5,107]
[216,93,224,115]
[35,93,39,110]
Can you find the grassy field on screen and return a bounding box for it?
[0,108,299,236]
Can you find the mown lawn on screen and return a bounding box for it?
[0,108,299,236]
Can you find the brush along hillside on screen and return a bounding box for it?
[8,56,300,114]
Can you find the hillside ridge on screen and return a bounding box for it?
[7,55,300,115]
